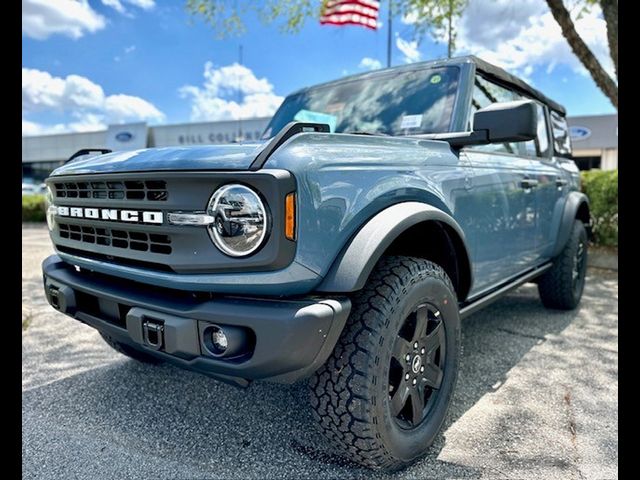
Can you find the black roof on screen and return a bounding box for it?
[292,54,566,116]
[467,55,566,115]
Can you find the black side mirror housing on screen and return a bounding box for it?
[417,99,538,149]
[473,99,537,143]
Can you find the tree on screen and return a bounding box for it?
[545,0,617,108]
[186,0,467,54]
[186,0,617,109]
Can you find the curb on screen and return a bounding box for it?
[588,248,618,271]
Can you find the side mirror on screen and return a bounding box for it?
[473,99,537,144]
[416,99,538,148]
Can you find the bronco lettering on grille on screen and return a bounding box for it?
[56,206,163,224]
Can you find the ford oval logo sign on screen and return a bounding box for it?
[115,131,133,142]
[569,126,592,141]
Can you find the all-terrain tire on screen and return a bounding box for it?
[538,220,588,310]
[309,256,461,471]
[99,332,163,364]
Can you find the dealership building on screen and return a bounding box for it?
[566,114,618,171]
[22,114,617,182]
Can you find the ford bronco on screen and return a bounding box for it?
[42,55,590,471]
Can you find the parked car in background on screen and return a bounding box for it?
[41,56,590,471]
[22,183,37,196]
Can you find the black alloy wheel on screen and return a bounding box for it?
[572,238,587,297]
[389,303,446,429]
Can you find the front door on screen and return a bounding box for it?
[461,149,538,294]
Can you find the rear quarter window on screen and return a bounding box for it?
[550,110,572,157]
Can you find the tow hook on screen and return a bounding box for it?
[142,319,164,350]
[48,286,60,310]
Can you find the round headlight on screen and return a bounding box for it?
[207,184,268,257]
[44,186,56,231]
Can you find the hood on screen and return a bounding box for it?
[51,143,267,176]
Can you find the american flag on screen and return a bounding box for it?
[320,0,380,30]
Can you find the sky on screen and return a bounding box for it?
[22,0,617,136]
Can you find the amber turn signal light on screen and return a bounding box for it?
[285,192,296,240]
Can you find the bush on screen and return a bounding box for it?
[22,194,46,222]
[580,169,618,247]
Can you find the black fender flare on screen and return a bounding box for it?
[551,191,591,258]
[316,202,473,300]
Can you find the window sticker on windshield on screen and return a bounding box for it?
[294,109,338,132]
[430,74,442,84]
[325,102,345,114]
[400,114,423,129]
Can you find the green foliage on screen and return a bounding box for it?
[580,169,617,246]
[186,0,322,37]
[397,0,468,53]
[185,0,465,49]
[22,194,46,223]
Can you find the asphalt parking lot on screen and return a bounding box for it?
[22,224,618,479]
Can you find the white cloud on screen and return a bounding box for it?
[395,35,422,63]
[101,0,155,15]
[359,57,382,70]
[22,68,164,136]
[180,62,284,122]
[22,0,106,40]
[102,0,126,14]
[22,119,45,136]
[22,115,107,136]
[456,0,614,79]
[104,94,164,123]
[23,68,105,111]
[125,0,155,9]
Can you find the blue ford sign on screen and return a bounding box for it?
[569,125,592,141]
[115,131,133,142]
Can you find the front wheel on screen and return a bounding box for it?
[309,256,461,471]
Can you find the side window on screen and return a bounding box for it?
[470,75,518,154]
[522,103,550,158]
[550,110,572,157]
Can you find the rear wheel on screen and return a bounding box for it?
[99,332,163,364]
[309,256,461,471]
[538,220,588,310]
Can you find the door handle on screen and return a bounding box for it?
[520,179,539,189]
[556,179,568,187]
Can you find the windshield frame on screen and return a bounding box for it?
[262,65,463,139]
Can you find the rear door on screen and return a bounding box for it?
[519,104,568,262]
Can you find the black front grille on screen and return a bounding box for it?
[58,223,172,255]
[54,180,168,201]
[48,171,296,274]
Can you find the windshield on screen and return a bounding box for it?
[263,66,460,138]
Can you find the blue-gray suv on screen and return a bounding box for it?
[42,55,591,471]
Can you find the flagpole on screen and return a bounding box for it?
[387,0,392,68]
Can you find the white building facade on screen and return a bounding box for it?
[22,117,271,182]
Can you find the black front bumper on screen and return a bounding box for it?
[42,255,351,387]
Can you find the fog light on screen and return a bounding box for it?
[210,326,228,354]
[200,323,252,358]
